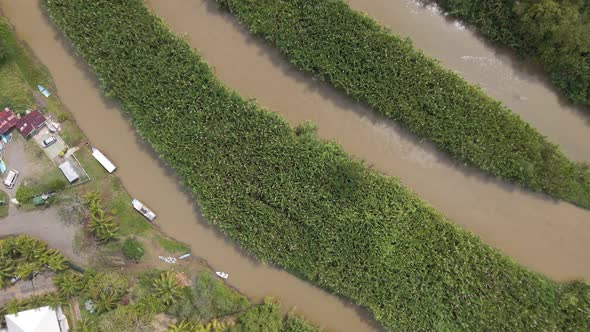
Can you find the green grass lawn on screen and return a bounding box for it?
[156,235,188,254]
[0,190,9,217]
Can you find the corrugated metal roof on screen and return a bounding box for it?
[58,160,79,183]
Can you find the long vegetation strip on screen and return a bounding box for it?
[435,0,590,107]
[45,0,590,330]
[218,0,590,209]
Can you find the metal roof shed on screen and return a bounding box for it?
[58,160,79,183]
[5,306,61,332]
[0,108,18,135]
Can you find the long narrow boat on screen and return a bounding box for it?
[91,147,116,173]
[131,198,156,221]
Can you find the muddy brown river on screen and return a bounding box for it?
[1,0,589,331]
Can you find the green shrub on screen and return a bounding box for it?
[57,112,69,122]
[122,238,144,261]
[82,271,128,313]
[44,1,590,330]
[167,272,249,322]
[218,0,590,208]
[230,298,283,332]
[97,304,154,332]
[0,40,8,66]
[45,178,67,192]
[283,314,321,332]
[15,185,36,203]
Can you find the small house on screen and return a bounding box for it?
[0,108,18,136]
[4,306,68,332]
[58,160,79,183]
[16,109,46,138]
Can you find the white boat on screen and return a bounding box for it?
[179,253,191,260]
[132,199,156,221]
[37,85,51,97]
[91,147,116,173]
[215,271,229,279]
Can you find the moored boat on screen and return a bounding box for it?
[37,84,51,97]
[215,271,229,279]
[92,147,117,173]
[131,198,156,221]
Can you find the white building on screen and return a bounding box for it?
[3,306,68,332]
[58,161,79,183]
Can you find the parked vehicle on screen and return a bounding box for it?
[3,169,19,188]
[42,136,57,147]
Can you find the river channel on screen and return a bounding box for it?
[1,1,589,331]
[145,0,590,281]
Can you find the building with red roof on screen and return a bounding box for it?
[16,109,46,137]
[0,108,18,135]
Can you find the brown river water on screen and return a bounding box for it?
[1,0,589,331]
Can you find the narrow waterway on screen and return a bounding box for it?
[0,1,383,331]
[1,0,589,331]
[145,0,590,280]
[347,0,590,163]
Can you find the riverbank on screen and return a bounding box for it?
[345,0,590,163]
[434,0,590,108]
[0,12,322,331]
[43,0,590,331]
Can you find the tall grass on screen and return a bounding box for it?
[218,0,590,209]
[44,0,590,330]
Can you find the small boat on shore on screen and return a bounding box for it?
[215,271,229,279]
[37,84,51,97]
[92,147,116,173]
[132,198,156,221]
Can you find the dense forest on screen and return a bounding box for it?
[435,0,590,106]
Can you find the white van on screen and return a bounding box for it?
[3,170,19,188]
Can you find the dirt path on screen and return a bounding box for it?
[0,208,83,262]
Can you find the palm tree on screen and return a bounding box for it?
[17,237,46,261]
[5,298,23,314]
[73,317,98,332]
[0,260,16,282]
[93,289,121,313]
[153,271,183,306]
[168,320,204,332]
[43,249,67,271]
[54,272,83,298]
[206,319,228,332]
[88,216,119,242]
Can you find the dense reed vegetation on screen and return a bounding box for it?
[434,0,590,107]
[45,0,590,330]
[218,0,590,209]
